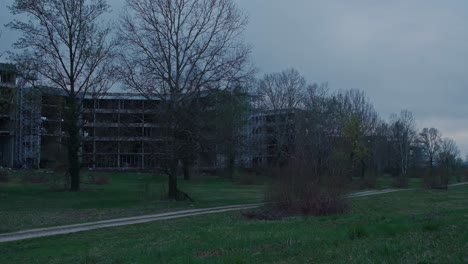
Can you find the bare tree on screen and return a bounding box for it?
[300,83,345,178]
[369,121,392,176]
[253,68,307,166]
[389,110,417,179]
[336,89,379,136]
[118,0,253,199]
[341,115,368,180]
[437,137,460,188]
[418,127,441,174]
[256,68,306,110]
[8,0,115,191]
[213,87,251,180]
[335,89,379,179]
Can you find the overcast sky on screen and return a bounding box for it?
[1,0,468,156]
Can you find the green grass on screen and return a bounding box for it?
[363,174,461,190]
[0,171,264,232]
[1,185,467,263]
[375,175,422,189]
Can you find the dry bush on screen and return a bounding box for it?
[350,174,377,190]
[355,171,378,189]
[263,159,349,217]
[454,170,462,183]
[359,178,376,189]
[422,168,449,190]
[392,175,408,188]
[463,169,468,181]
[421,170,435,189]
[0,169,10,183]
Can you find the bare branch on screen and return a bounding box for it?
[256,68,306,111]
[8,0,116,191]
[117,0,253,199]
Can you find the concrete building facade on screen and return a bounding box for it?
[0,64,296,172]
[0,64,17,167]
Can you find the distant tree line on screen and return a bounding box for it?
[254,68,464,190]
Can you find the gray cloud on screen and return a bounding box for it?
[235,0,468,154]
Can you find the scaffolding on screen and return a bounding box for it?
[0,64,17,167]
[15,82,42,168]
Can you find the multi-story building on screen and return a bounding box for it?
[81,94,165,170]
[1,64,302,171]
[0,64,17,167]
[32,90,218,171]
[245,108,303,167]
[1,68,220,171]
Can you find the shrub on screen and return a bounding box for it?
[0,169,10,183]
[464,169,468,181]
[365,178,377,189]
[357,172,378,189]
[266,182,348,216]
[264,159,349,217]
[392,175,408,188]
[454,173,461,183]
[421,170,434,189]
[422,169,450,189]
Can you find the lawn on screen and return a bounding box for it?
[375,175,422,189]
[1,184,467,263]
[0,171,264,232]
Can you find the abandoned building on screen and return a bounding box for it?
[245,109,303,167]
[0,64,16,167]
[0,63,298,171]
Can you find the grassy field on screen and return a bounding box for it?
[1,184,467,263]
[0,171,264,232]
[375,176,422,189]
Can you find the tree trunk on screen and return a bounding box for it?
[227,156,235,181]
[66,101,81,192]
[69,149,80,191]
[183,159,190,181]
[168,160,178,199]
[360,158,366,179]
[349,151,355,181]
[442,159,449,189]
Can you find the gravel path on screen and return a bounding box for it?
[1,182,466,243]
[346,188,415,198]
[0,204,261,243]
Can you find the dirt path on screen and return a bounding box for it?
[0,204,261,243]
[1,182,466,243]
[449,182,468,187]
[346,188,415,198]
